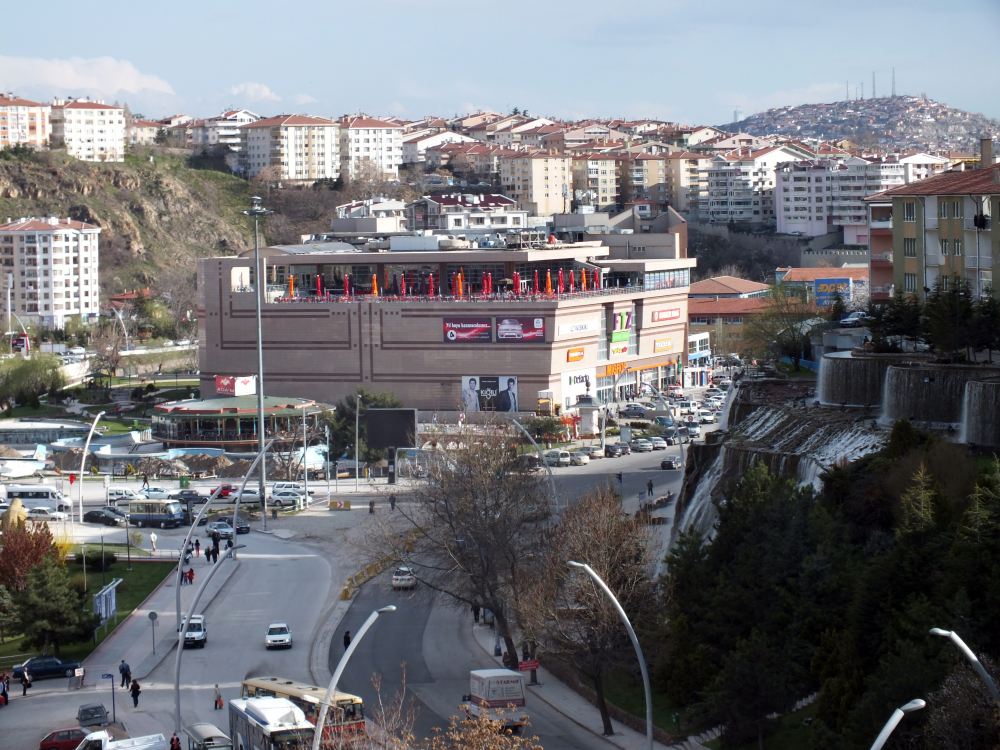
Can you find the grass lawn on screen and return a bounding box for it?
[775,362,818,379]
[591,667,716,738]
[702,704,817,750]
[1,404,63,419]
[0,560,174,664]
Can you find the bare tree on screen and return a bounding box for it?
[92,324,126,382]
[743,283,817,369]
[156,268,198,336]
[520,486,655,737]
[345,158,387,202]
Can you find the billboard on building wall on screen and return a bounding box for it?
[815,278,852,306]
[557,319,599,336]
[462,376,519,412]
[216,376,256,396]
[443,317,493,343]
[653,338,673,353]
[495,317,545,343]
[567,347,585,362]
[652,308,681,322]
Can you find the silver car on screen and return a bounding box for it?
[628,439,654,453]
[647,437,668,450]
[569,451,590,466]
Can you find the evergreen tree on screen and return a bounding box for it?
[12,556,99,656]
[0,585,16,643]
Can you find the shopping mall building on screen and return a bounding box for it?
[197,236,696,413]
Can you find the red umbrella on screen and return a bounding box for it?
[533,270,539,295]
[513,271,520,295]
[428,273,435,297]
[487,272,492,296]
[558,269,565,295]
[593,268,600,289]
[316,275,322,297]
[569,270,575,293]
[342,274,350,297]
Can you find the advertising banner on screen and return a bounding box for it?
[610,342,629,357]
[462,376,519,412]
[652,308,681,322]
[815,278,852,306]
[611,330,630,343]
[443,317,493,343]
[557,319,598,336]
[653,338,673,353]
[563,368,596,405]
[567,347,585,362]
[216,376,257,396]
[495,316,545,342]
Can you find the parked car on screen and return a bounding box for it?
[683,420,702,437]
[840,311,872,328]
[717,378,733,387]
[578,446,604,459]
[140,486,172,500]
[214,515,250,534]
[108,487,141,505]
[265,623,293,649]
[14,655,81,681]
[704,387,724,398]
[76,704,110,728]
[211,484,240,498]
[176,339,192,346]
[605,443,631,457]
[660,456,683,470]
[83,508,122,526]
[647,437,668,450]
[268,490,303,508]
[39,727,89,750]
[652,416,676,428]
[271,481,315,497]
[68,346,86,356]
[181,615,207,648]
[104,506,128,523]
[628,439,654,453]
[569,451,590,466]
[170,489,208,504]
[233,488,261,503]
[542,449,571,467]
[162,340,175,347]
[619,405,646,419]
[27,507,68,522]
[513,454,543,473]
[204,521,234,539]
[698,410,719,424]
[662,428,690,445]
[392,566,417,590]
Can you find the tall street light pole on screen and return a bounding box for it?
[601,367,633,452]
[509,417,559,508]
[930,628,1000,703]
[354,394,360,492]
[311,606,396,750]
[241,197,273,529]
[567,561,652,750]
[77,410,106,525]
[869,699,925,750]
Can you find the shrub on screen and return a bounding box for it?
[73,551,117,572]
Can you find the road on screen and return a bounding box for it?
[335,578,614,750]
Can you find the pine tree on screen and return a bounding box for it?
[13,556,98,656]
[0,585,16,643]
[896,463,935,537]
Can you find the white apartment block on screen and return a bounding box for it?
[129,119,160,145]
[500,153,573,216]
[700,145,806,225]
[404,194,528,233]
[238,115,340,183]
[0,95,51,149]
[206,110,260,148]
[402,129,477,164]
[339,116,404,180]
[51,98,126,162]
[0,216,100,329]
[571,155,622,210]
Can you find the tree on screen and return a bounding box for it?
[321,387,403,467]
[154,128,168,145]
[0,584,16,642]
[344,158,387,202]
[743,283,816,369]
[886,289,921,349]
[0,355,64,410]
[971,292,1000,362]
[92,323,126,383]
[827,292,847,323]
[368,422,550,663]
[521,486,655,736]
[922,655,1000,750]
[13,555,99,656]
[922,276,974,362]
[0,520,55,591]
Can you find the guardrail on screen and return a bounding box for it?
[340,530,421,600]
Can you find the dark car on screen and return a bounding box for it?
[660,457,683,470]
[76,703,110,727]
[14,655,81,681]
[39,727,89,750]
[83,508,122,526]
[215,515,250,534]
[605,443,631,457]
[620,406,646,419]
[662,428,690,445]
[170,489,208,504]
[513,454,543,473]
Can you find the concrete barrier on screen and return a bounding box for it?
[328,499,352,510]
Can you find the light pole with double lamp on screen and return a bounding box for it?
[311,606,396,750]
[567,561,652,750]
[77,410,106,525]
[241,197,273,529]
[930,628,1000,703]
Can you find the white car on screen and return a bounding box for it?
[647,437,668,450]
[265,623,293,649]
[698,410,719,424]
[569,451,590,466]
[392,566,416,590]
[268,490,303,508]
[543,449,571,467]
[27,507,67,522]
[162,340,175,347]
[176,339,192,346]
[182,615,207,648]
[496,319,524,340]
[141,486,172,499]
[68,346,86,356]
[629,439,654,453]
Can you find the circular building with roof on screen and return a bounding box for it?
[151,395,330,451]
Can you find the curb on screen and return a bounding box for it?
[308,596,352,688]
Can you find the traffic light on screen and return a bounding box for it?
[616,472,623,484]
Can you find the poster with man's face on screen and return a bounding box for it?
[462,376,519,412]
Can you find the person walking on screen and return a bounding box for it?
[119,659,131,688]
[226,538,233,552]
[502,651,511,670]
[472,604,480,624]
[130,679,141,707]
[188,569,195,586]
[213,684,223,710]
[343,631,351,651]
[368,500,374,515]
[20,668,30,696]
[194,539,200,558]
[647,479,654,497]
[142,474,149,490]
[170,733,182,750]
[389,494,396,511]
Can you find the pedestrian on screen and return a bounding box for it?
[188,569,195,585]
[343,630,351,651]
[213,684,223,710]
[150,534,157,553]
[647,479,654,497]
[194,539,200,557]
[1,672,8,705]
[389,493,396,511]
[130,679,141,707]
[368,500,374,515]
[142,474,149,490]
[119,659,131,688]
[170,733,182,750]
[226,538,233,551]
[20,668,30,696]
[472,604,480,624]
[502,651,511,670]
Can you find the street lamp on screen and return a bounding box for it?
[930,628,1000,703]
[354,394,360,492]
[241,197,273,528]
[567,561,651,750]
[78,410,106,525]
[301,409,321,509]
[311,605,396,750]
[868,699,925,750]
[601,368,633,452]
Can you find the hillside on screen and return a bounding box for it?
[721,95,999,153]
[0,148,256,293]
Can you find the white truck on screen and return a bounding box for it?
[75,730,167,750]
[463,669,528,733]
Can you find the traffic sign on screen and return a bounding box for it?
[518,660,539,671]
[102,673,113,679]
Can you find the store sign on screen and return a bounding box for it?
[496,317,545,343]
[216,376,256,396]
[652,308,681,322]
[611,330,630,343]
[653,338,673,353]
[557,319,599,336]
[563,368,597,405]
[567,347,585,362]
[612,311,633,332]
[610,343,629,357]
[815,279,852,307]
[444,317,493,343]
[604,362,628,376]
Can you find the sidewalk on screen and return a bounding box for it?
[83,552,241,687]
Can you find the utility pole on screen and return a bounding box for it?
[5,272,11,355]
[892,67,896,97]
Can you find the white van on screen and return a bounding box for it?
[464,669,528,733]
[108,487,141,505]
[270,481,314,497]
[3,484,71,513]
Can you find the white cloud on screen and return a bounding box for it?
[228,82,281,102]
[292,93,318,105]
[0,55,174,95]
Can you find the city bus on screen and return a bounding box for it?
[229,697,314,750]
[127,498,184,528]
[241,677,366,745]
[3,484,71,513]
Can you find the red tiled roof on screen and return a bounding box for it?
[241,114,336,128]
[131,120,161,128]
[340,115,402,130]
[690,276,770,295]
[688,298,771,315]
[0,217,100,231]
[778,267,869,282]
[0,94,47,108]
[55,100,122,111]
[867,163,1000,198]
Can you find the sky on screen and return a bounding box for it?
[2,0,998,126]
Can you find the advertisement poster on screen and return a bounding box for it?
[495,317,545,343]
[216,376,257,396]
[567,347,585,362]
[653,338,673,353]
[815,279,852,307]
[443,317,493,343]
[652,308,681,322]
[462,376,519,412]
[610,342,629,357]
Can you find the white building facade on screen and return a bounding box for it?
[402,130,477,164]
[339,116,404,179]
[50,98,126,162]
[700,146,806,225]
[0,94,51,149]
[0,217,101,329]
[238,115,340,183]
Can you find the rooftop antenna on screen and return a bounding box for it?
[861,82,864,100]
[873,72,876,99]
[892,68,896,97]
[846,81,849,101]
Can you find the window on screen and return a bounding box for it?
[954,239,962,256]
[903,202,915,222]
[940,239,949,255]
[941,276,950,291]
[952,200,963,218]
[904,273,918,292]
[938,201,947,218]
[904,238,916,258]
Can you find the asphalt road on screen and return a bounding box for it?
[335,578,614,750]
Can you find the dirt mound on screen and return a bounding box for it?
[52,448,96,472]
[134,457,188,477]
[181,454,233,476]
[0,445,23,458]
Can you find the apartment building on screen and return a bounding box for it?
[621,154,672,212]
[424,142,518,180]
[401,130,477,164]
[129,119,161,145]
[0,95,51,148]
[405,194,527,233]
[50,98,126,162]
[571,155,622,210]
[541,124,627,153]
[664,151,712,214]
[499,153,573,216]
[865,140,1000,303]
[238,115,340,183]
[0,216,101,329]
[688,297,770,356]
[700,145,806,225]
[339,116,404,180]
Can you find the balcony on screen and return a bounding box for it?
[924,252,944,267]
[869,218,892,229]
[965,217,992,231]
